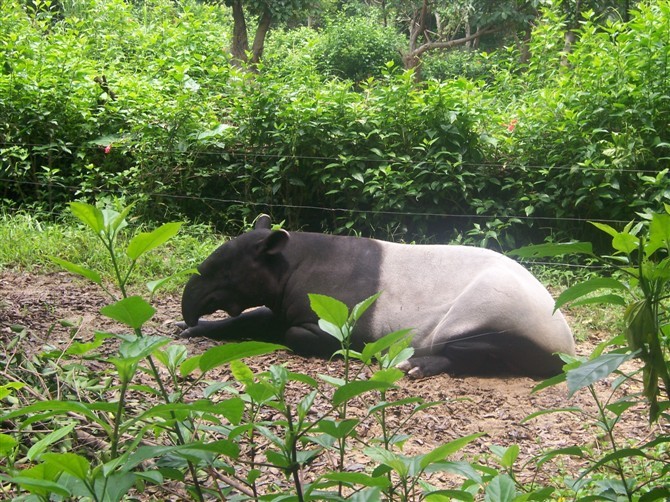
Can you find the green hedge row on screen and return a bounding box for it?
[1,0,669,247]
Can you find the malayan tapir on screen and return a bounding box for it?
[180,215,575,378]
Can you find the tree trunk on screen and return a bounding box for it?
[230,0,249,65]
[251,8,272,64]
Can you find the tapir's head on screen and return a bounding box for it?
[181,215,289,327]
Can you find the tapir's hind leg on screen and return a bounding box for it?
[401,268,572,379]
[399,335,566,379]
[397,356,455,379]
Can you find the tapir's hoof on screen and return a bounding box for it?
[173,321,194,338]
[397,360,427,379]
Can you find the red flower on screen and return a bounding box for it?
[104,144,112,154]
[504,119,518,132]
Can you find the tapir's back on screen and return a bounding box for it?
[368,240,574,362]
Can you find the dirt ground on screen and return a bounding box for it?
[1,270,667,497]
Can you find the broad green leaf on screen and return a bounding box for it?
[369,367,405,384]
[420,433,484,469]
[101,296,156,329]
[321,471,391,488]
[297,390,317,421]
[568,293,627,308]
[230,359,255,384]
[423,460,483,482]
[484,474,516,502]
[184,439,240,458]
[41,452,90,480]
[590,221,619,238]
[554,278,627,310]
[154,344,188,371]
[425,490,473,501]
[99,206,132,243]
[49,257,102,285]
[318,318,345,341]
[70,202,104,234]
[63,335,106,356]
[199,341,285,373]
[108,356,138,383]
[0,433,18,455]
[7,476,71,497]
[265,449,291,469]
[0,381,25,400]
[508,241,593,258]
[350,292,381,322]
[317,418,359,439]
[318,373,345,387]
[245,382,276,404]
[647,212,670,256]
[612,232,639,255]
[332,380,394,406]
[287,371,319,388]
[1,401,112,433]
[123,441,239,473]
[364,447,409,477]
[93,472,136,502]
[499,444,519,468]
[127,222,182,260]
[309,293,349,328]
[361,328,413,363]
[27,423,76,461]
[118,335,171,359]
[566,352,637,397]
[180,355,202,377]
[625,300,655,351]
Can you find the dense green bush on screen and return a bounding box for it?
[312,16,405,82]
[0,0,231,213]
[488,3,670,241]
[1,0,669,246]
[421,48,498,82]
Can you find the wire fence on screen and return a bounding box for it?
[0,174,635,226]
[2,141,665,275]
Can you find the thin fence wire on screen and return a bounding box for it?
[0,175,633,226]
[0,176,624,272]
[2,141,662,273]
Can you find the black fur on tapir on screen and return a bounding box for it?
[180,215,575,378]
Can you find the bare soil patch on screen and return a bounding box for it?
[1,270,665,496]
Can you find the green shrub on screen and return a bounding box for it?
[486,3,670,243]
[313,16,405,82]
[422,48,497,82]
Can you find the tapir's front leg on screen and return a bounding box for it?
[178,307,285,342]
[283,325,341,357]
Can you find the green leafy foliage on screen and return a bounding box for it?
[313,16,405,82]
[3,0,668,244]
[515,207,670,422]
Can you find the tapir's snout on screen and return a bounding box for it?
[181,274,204,327]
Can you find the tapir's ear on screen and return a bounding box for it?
[260,229,289,256]
[254,214,272,230]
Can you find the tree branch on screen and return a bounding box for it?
[408,24,499,61]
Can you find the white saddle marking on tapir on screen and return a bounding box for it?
[366,241,574,360]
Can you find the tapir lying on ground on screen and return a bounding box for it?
[180,215,575,378]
